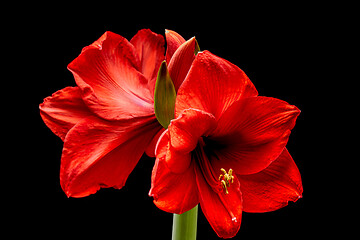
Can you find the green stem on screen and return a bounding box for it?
[172,205,198,240]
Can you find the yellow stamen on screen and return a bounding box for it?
[219,168,234,195]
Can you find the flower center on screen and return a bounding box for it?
[219,168,234,195]
[195,139,234,195]
[194,139,238,222]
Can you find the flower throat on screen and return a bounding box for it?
[194,138,234,195]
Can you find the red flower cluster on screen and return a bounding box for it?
[40,29,302,238]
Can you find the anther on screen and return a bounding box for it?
[219,168,234,195]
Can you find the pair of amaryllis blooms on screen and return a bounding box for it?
[40,29,303,238]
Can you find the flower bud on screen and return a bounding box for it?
[154,61,176,129]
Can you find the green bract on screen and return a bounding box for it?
[154,61,176,129]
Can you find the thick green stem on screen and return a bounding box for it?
[172,205,198,240]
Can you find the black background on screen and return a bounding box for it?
[22,8,326,239]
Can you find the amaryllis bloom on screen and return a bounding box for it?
[149,51,303,238]
[40,29,197,197]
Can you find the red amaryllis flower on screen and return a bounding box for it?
[40,29,197,197]
[149,51,303,238]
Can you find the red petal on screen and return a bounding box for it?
[165,109,217,173]
[169,109,217,153]
[165,143,192,174]
[211,97,300,175]
[168,37,196,91]
[68,31,154,121]
[130,29,165,96]
[176,51,258,119]
[39,87,92,140]
[239,149,303,213]
[149,132,199,214]
[60,115,161,198]
[145,128,165,158]
[165,29,186,64]
[195,157,243,239]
